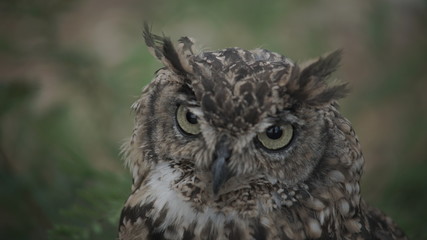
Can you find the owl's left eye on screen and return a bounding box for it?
[257,124,293,150]
[176,105,201,135]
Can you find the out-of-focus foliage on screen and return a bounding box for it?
[0,0,426,239]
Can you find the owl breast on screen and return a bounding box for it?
[122,160,319,239]
[127,162,237,239]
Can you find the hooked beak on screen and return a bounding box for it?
[211,136,232,195]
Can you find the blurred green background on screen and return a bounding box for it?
[0,0,426,239]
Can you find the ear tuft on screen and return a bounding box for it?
[299,49,342,87]
[287,50,349,105]
[143,23,189,76]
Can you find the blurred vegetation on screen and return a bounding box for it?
[0,0,426,239]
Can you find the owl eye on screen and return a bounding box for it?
[257,124,293,150]
[176,105,201,135]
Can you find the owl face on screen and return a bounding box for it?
[131,26,349,200]
[145,71,326,194]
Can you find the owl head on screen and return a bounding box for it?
[125,25,359,204]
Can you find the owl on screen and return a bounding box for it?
[118,25,408,240]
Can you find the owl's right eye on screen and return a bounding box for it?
[257,124,294,150]
[176,105,201,135]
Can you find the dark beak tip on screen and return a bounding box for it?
[211,136,232,195]
[211,156,228,194]
[212,184,220,195]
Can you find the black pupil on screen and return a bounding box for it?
[266,126,283,140]
[186,111,198,124]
